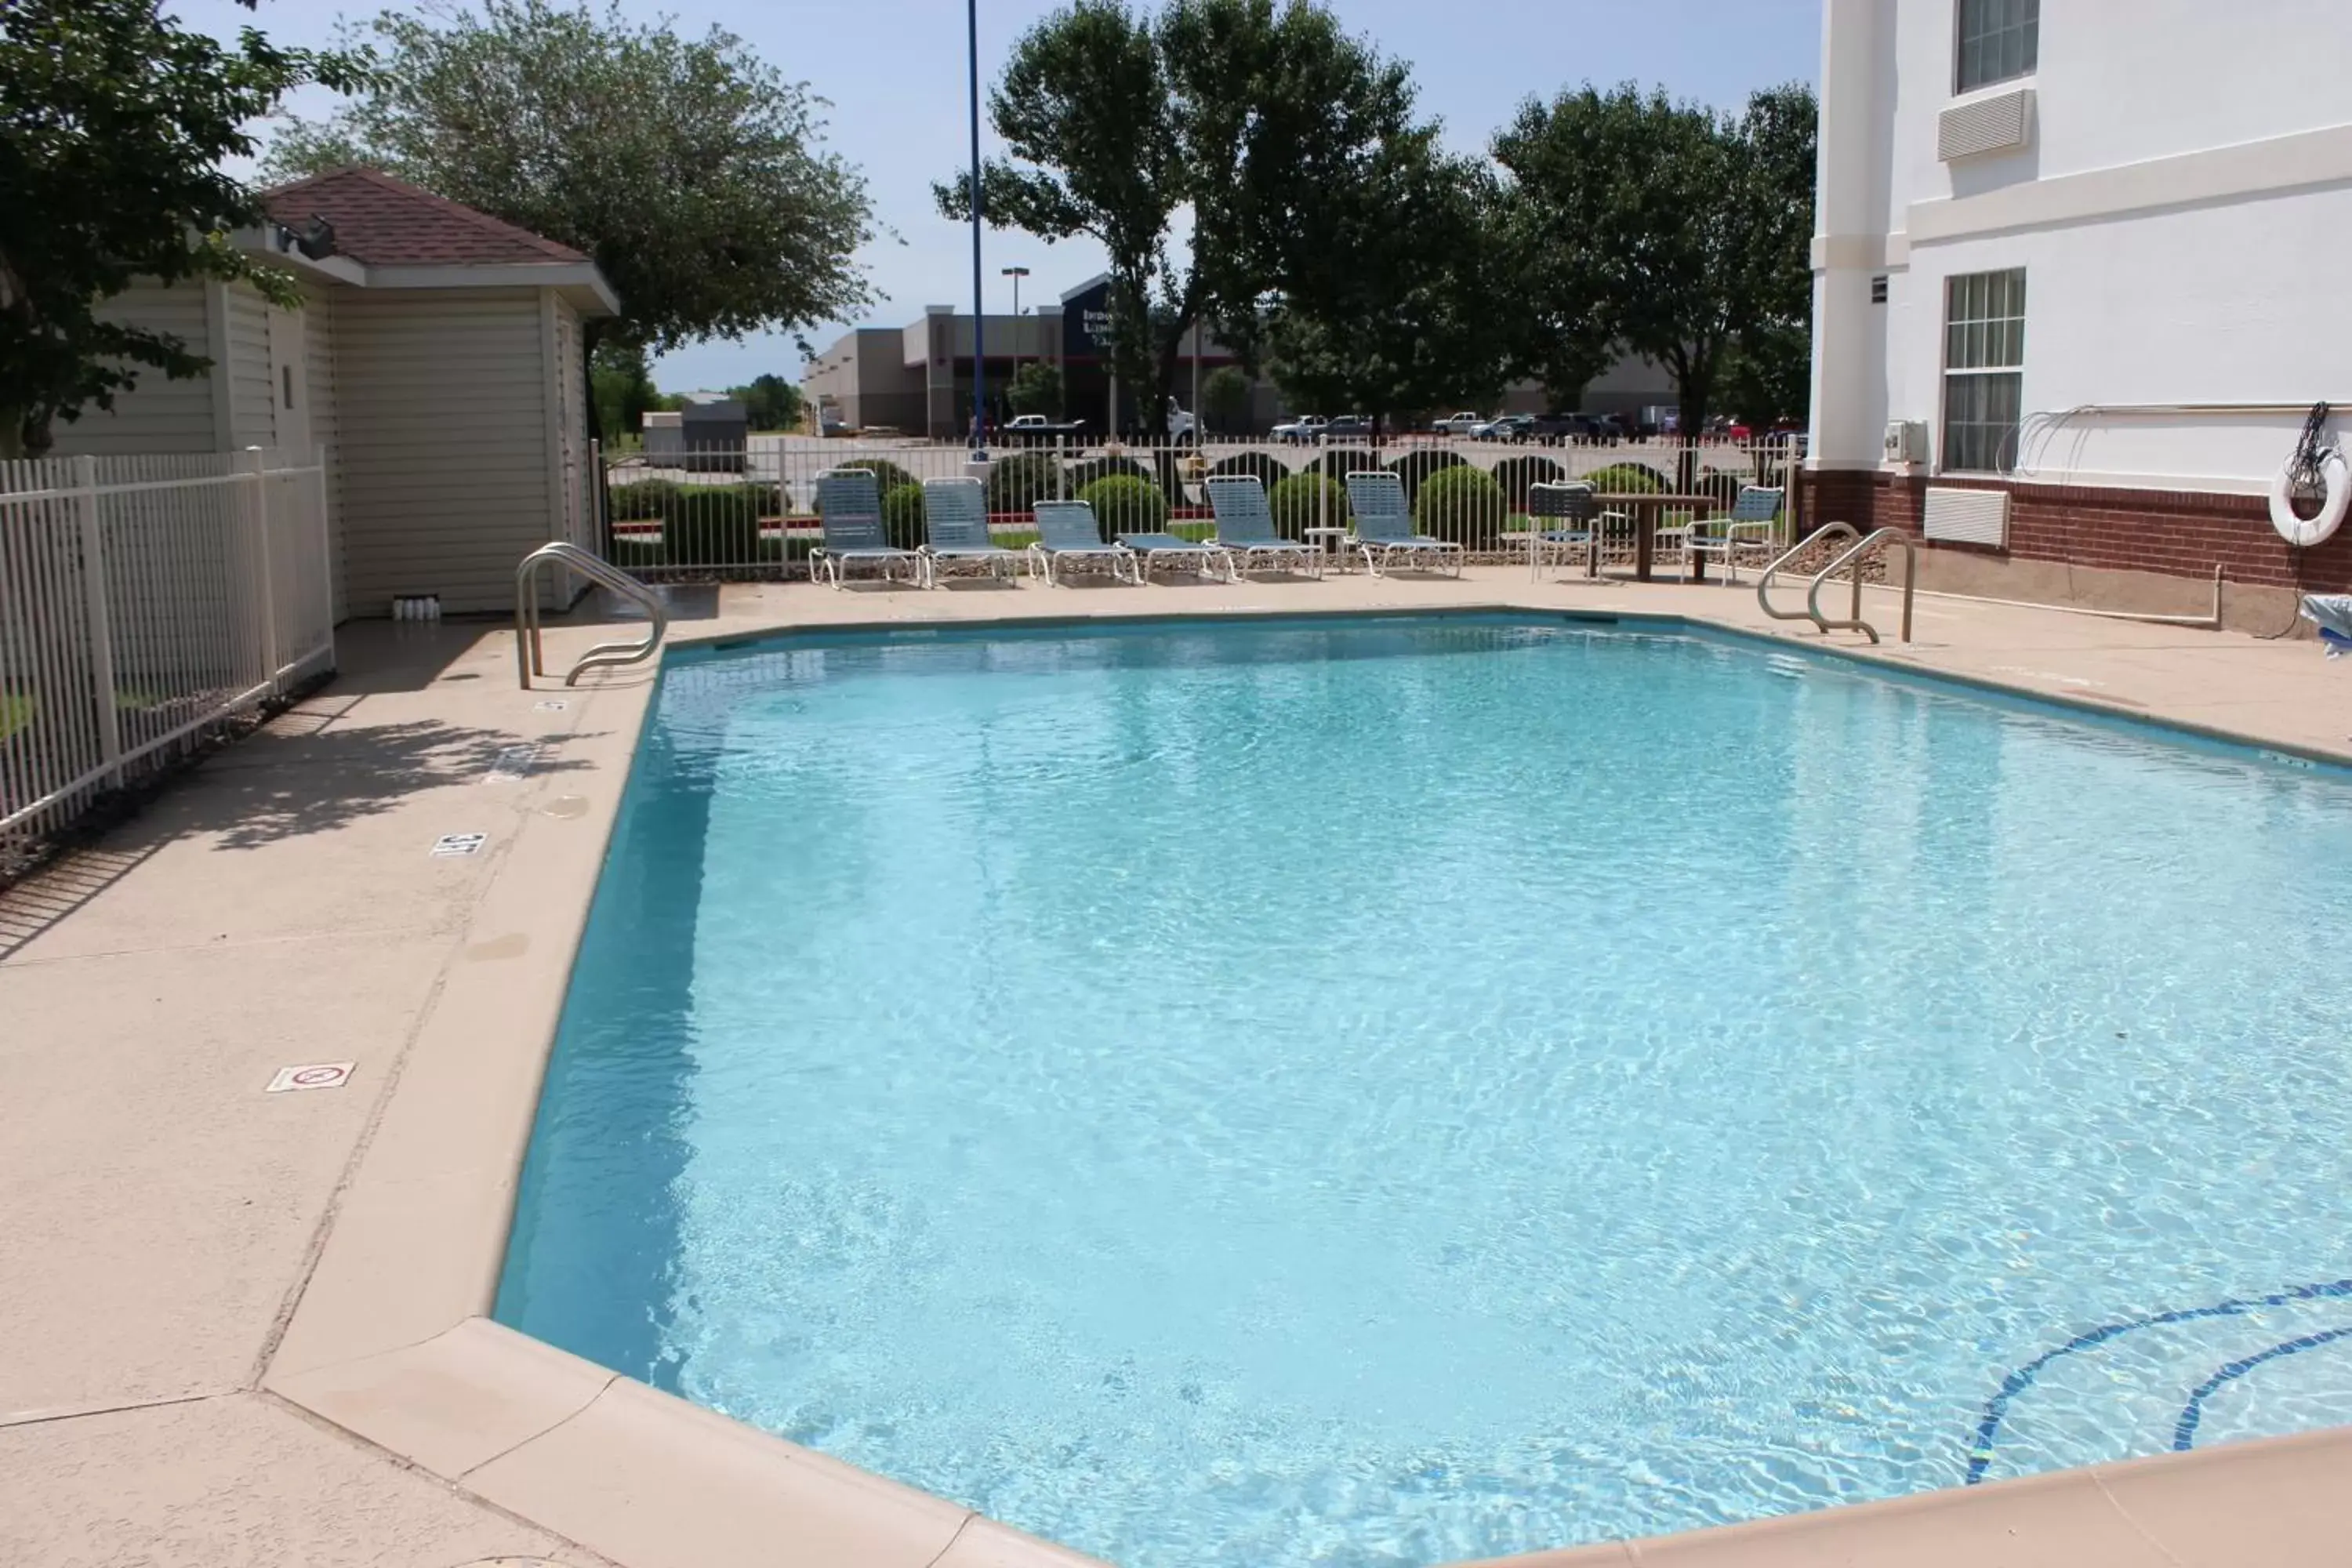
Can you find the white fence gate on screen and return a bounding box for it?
[0,447,334,851]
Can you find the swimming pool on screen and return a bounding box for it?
[498,614,2352,1566]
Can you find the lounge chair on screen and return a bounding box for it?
[1665,485,1784,584]
[810,469,922,589]
[918,477,1020,586]
[1525,481,1633,577]
[1114,528,1232,582]
[1342,471,1464,578]
[1205,474,1323,579]
[1027,499,1140,585]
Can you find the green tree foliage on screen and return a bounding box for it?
[592,340,665,437]
[1259,131,1510,433]
[1200,364,1254,433]
[728,372,805,431]
[265,0,873,372]
[937,0,1414,438]
[0,0,365,456]
[1006,361,1064,418]
[1494,82,1817,442]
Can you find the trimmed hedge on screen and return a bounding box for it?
[607,477,677,521]
[1311,447,1384,481]
[1207,450,1290,488]
[986,451,1064,514]
[1490,454,1570,506]
[608,481,770,566]
[1068,455,1152,492]
[1412,464,1508,550]
[1583,461,1669,494]
[1385,447,1466,504]
[826,457,920,498]
[880,484,927,550]
[1268,473,1348,540]
[1080,474,1168,536]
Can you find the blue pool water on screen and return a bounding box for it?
[499,616,2352,1566]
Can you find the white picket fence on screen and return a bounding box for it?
[0,447,334,852]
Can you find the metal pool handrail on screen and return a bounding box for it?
[1804,527,1918,644]
[514,541,670,688]
[1755,523,1861,624]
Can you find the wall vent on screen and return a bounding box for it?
[1938,85,2034,162]
[1922,485,2010,547]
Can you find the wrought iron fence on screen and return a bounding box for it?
[1,448,334,860]
[597,431,1807,581]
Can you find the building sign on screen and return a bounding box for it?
[1062,278,1114,361]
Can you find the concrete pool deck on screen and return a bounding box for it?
[5,565,2350,1567]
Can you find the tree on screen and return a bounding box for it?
[1200,364,1254,433]
[1494,82,1817,453]
[1006,361,1063,418]
[1259,132,1510,433]
[729,373,805,431]
[266,0,874,405]
[937,0,1415,439]
[0,0,365,457]
[590,340,663,437]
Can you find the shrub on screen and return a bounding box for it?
[1080,474,1168,536]
[663,484,768,567]
[1583,461,1669,495]
[1490,454,1569,506]
[1412,463,1508,549]
[1311,447,1383,481]
[1693,470,1745,510]
[827,457,920,497]
[1268,473,1348,539]
[986,451,1064,514]
[1385,447,1466,504]
[1068,454,1152,492]
[880,483,927,550]
[606,477,678,522]
[1207,450,1290,488]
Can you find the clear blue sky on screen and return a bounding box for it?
[180,0,1820,390]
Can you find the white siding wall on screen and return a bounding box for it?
[299,277,347,621]
[45,284,221,456]
[556,300,590,552]
[332,287,553,616]
[223,282,277,450]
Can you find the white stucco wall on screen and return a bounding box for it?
[1813,0,2352,493]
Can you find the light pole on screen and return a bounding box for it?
[966,0,985,452]
[1002,265,1030,385]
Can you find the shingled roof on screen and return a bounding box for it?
[261,168,589,267]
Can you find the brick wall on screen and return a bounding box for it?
[1796,470,2352,592]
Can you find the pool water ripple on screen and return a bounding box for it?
[499,619,2352,1566]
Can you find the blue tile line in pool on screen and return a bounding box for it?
[1966,1278,2352,1483]
[2172,1324,2352,1452]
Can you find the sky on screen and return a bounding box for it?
[178,0,1821,391]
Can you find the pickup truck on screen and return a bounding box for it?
[1432,411,1489,436]
[1003,414,1088,445]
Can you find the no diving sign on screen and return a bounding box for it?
[267,1062,354,1094]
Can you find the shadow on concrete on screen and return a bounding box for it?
[192,719,601,851]
[0,843,168,961]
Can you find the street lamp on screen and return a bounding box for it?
[966,0,985,452]
[1002,266,1030,381]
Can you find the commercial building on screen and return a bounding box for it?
[1806,0,2352,617]
[801,276,1671,439]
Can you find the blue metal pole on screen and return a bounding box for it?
[967,0,985,452]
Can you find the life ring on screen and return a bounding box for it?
[2270,448,2350,547]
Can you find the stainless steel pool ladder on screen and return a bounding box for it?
[1756,524,1918,644]
[514,541,670,689]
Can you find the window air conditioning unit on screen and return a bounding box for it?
[1884,420,1928,463]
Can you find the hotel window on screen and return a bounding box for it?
[1941,268,2025,474]
[1956,0,2038,93]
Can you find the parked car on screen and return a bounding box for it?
[1318,415,1375,442]
[1469,414,1525,441]
[1431,411,1488,435]
[1003,413,1089,445]
[1272,415,1329,444]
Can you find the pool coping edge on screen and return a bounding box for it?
[259,590,2352,1568]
